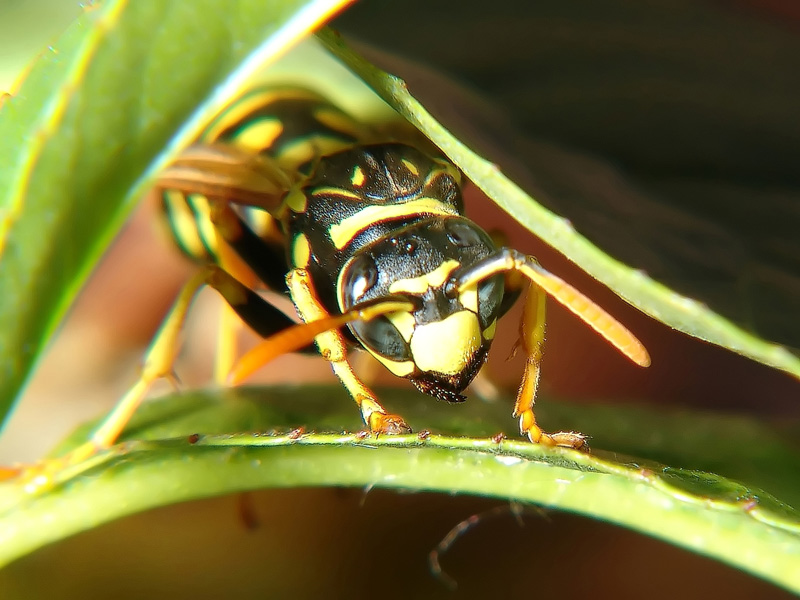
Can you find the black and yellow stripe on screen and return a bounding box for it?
[161,87,367,269]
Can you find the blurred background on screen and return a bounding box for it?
[0,0,798,598]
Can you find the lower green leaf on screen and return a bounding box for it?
[0,386,798,593]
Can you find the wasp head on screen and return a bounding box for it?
[338,217,505,403]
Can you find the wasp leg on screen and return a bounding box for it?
[214,302,242,384]
[350,350,385,389]
[2,268,210,486]
[158,142,292,208]
[514,286,587,449]
[228,294,415,386]
[161,190,265,383]
[450,248,651,449]
[209,202,290,382]
[9,266,303,488]
[158,137,294,384]
[283,268,412,435]
[166,189,292,382]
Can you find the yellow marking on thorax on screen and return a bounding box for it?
[284,187,308,213]
[389,259,460,296]
[410,311,482,376]
[232,119,283,152]
[351,165,365,187]
[329,198,459,249]
[432,159,462,184]
[292,234,311,268]
[311,186,362,201]
[401,158,419,176]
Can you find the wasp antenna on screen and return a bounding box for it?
[228,297,416,385]
[521,262,651,367]
[228,313,356,385]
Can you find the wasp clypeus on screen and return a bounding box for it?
[26,86,651,475]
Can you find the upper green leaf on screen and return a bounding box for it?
[0,0,351,427]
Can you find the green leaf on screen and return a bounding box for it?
[0,0,352,427]
[1,387,799,593]
[316,29,800,382]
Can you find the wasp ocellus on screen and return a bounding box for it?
[33,86,652,470]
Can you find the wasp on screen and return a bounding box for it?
[39,86,650,470]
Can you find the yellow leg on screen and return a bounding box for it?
[214,302,241,383]
[513,286,587,449]
[7,266,257,488]
[450,247,649,449]
[287,269,411,435]
[60,268,217,462]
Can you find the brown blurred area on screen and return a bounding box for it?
[1,0,799,598]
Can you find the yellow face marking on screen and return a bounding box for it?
[369,352,416,377]
[458,286,478,314]
[329,198,459,249]
[386,311,417,343]
[389,259,460,296]
[410,311,482,376]
[311,186,362,201]
[284,187,308,213]
[482,319,497,340]
[292,233,311,268]
[401,158,419,176]
[233,119,283,152]
[351,165,365,187]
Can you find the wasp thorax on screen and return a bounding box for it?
[337,217,505,402]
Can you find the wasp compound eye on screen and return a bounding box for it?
[341,253,379,307]
[351,316,411,361]
[445,218,485,248]
[477,274,505,329]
